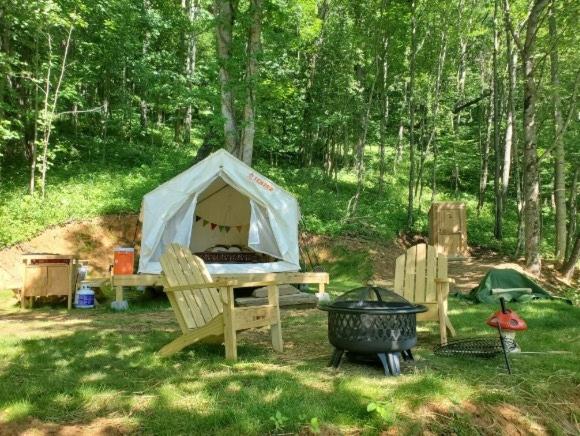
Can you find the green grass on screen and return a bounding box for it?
[0,289,578,434]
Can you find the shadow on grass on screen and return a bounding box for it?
[0,296,578,434]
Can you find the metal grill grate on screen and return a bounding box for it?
[434,336,517,358]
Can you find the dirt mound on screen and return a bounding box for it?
[0,215,140,290]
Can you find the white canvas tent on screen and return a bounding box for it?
[138,149,301,274]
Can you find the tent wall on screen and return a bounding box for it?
[190,181,250,252]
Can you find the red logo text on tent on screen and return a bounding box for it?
[248,173,274,192]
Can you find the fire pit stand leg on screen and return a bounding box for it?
[328,348,344,369]
[387,353,401,376]
[401,349,414,361]
[377,353,390,376]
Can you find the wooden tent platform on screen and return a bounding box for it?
[108,272,329,309]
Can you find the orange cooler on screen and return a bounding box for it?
[113,247,135,275]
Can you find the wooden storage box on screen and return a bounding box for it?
[428,202,467,258]
[22,254,77,309]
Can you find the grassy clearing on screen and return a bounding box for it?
[0,290,578,435]
[0,246,578,434]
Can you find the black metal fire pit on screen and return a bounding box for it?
[319,286,427,376]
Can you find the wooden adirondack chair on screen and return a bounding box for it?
[159,243,283,359]
[394,244,456,345]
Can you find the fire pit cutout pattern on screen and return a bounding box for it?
[319,286,427,376]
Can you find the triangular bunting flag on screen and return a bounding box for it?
[219,225,225,232]
[202,219,209,227]
[225,226,231,233]
[195,215,201,222]
[236,225,243,232]
[210,223,217,230]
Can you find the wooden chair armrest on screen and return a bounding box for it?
[435,278,455,284]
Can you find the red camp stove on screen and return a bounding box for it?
[486,298,527,353]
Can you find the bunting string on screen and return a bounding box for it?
[195,215,248,233]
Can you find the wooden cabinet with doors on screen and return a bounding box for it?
[22,254,77,309]
[428,202,467,258]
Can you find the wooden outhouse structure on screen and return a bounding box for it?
[428,202,467,258]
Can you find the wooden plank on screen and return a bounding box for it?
[393,254,405,295]
[233,305,275,330]
[236,292,318,307]
[170,245,213,325]
[160,245,203,329]
[424,245,437,303]
[158,315,225,357]
[414,244,427,302]
[191,253,223,313]
[111,271,329,287]
[403,246,416,302]
[437,252,448,281]
[222,286,237,360]
[162,277,189,334]
[172,245,218,322]
[111,274,163,287]
[416,302,439,322]
[268,284,283,352]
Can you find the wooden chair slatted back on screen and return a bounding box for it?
[160,244,224,331]
[394,244,447,304]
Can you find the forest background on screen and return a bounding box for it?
[0,0,578,278]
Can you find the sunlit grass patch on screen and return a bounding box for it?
[0,400,33,423]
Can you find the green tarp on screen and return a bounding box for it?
[464,268,554,304]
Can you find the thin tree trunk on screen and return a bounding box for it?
[214,0,238,154]
[183,0,198,145]
[549,1,566,261]
[239,0,262,165]
[378,34,389,194]
[406,0,417,229]
[566,167,578,260]
[502,14,517,220]
[478,94,492,214]
[39,26,73,198]
[140,0,150,131]
[493,0,503,239]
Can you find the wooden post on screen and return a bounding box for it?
[436,283,448,345]
[267,284,283,352]
[115,285,124,303]
[223,286,237,360]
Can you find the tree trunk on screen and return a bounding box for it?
[493,0,503,239]
[502,14,516,220]
[183,0,198,145]
[39,26,73,199]
[214,0,238,154]
[239,0,262,165]
[378,34,389,194]
[406,0,417,229]
[560,235,579,280]
[478,94,492,214]
[140,0,150,132]
[566,167,578,260]
[513,0,550,274]
[549,1,566,262]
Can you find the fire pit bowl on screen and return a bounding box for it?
[319,286,427,376]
